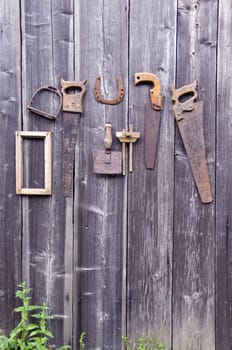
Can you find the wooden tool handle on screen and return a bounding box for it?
[61,78,87,113]
[171,80,198,121]
[171,80,197,104]
[134,72,162,110]
[104,123,113,151]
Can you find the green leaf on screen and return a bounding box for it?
[14,306,25,312]
[28,330,53,339]
[0,336,9,349]
[79,331,86,350]
[26,323,39,331]
[28,336,48,346]
[122,336,131,350]
[9,324,24,338]
[27,330,42,338]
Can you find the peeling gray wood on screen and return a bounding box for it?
[216,1,232,348]
[52,1,75,346]
[173,1,217,350]
[1,1,232,350]
[0,0,22,334]
[21,0,74,347]
[127,0,176,347]
[73,1,128,349]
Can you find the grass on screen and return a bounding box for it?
[122,335,169,350]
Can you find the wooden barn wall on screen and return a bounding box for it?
[0,0,22,335]
[173,1,217,349]
[1,1,232,350]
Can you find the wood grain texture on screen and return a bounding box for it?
[173,1,217,349]
[73,1,128,349]
[0,0,22,334]
[216,1,232,349]
[2,2,232,350]
[21,0,74,347]
[127,0,176,346]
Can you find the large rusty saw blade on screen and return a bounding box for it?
[172,80,213,204]
[135,72,162,169]
[61,78,87,197]
[144,103,161,169]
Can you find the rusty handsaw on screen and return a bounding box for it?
[171,80,213,204]
[134,72,162,169]
[61,78,87,197]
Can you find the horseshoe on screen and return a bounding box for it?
[94,76,124,105]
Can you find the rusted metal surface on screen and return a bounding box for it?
[172,81,213,204]
[134,72,162,169]
[27,85,62,120]
[93,123,122,174]
[172,80,198,121]
[61,78,87,197]
[94,76,124,105]
[61,78,87,113]
[144,103,161,169]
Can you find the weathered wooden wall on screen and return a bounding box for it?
[0,1,232,350]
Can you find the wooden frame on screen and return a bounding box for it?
[15,131,52,195]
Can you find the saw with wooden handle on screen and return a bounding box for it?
[171,80,213,204]
[61,78,87,197]
[134,72,162,170]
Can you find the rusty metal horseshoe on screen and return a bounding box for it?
[94,76,124,105]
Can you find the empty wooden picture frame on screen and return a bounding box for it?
[15,131,52,195]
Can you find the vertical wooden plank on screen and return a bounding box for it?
[73,1,128,349]
[51,1,74,345]
[21,0,74,346]
[0,0,22,334]
[216,1,232,349]
[173,1,217,350]
[127,0,176,346]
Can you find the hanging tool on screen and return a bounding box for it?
[116,125,140,176]
[61,78,87,197]
[93,123,122,175]
[134,72,162,169]
[27,85,62,120]
[171,80,213,204]
[94,76,124,105]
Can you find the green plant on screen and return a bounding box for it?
[0,282,70,350]
[122,335,168,350]
[79,332,85,350]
